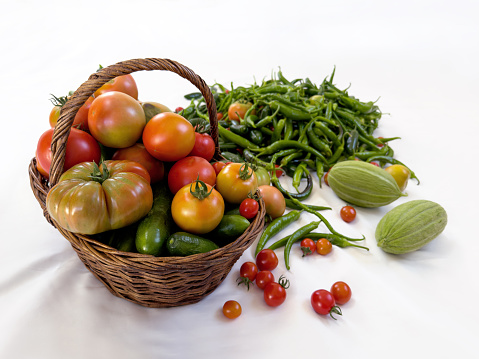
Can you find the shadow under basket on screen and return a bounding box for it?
[29,58,265,308]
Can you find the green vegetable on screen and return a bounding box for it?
[135,182,173,256]
[328,160,406,208]
[375,200,447,254]
[167,232,219,256]
[209,214,251,246]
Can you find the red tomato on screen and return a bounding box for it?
[270,164,283,178]
[167,156,216,195]
[36,127,101,179]
[217,112,224,121]
[188,132,215,162]
[171,181,225,234]
[237,262,258,289]
[316,238,333,255]
[175,107,184,113]
[49,96,92,131]
[88,91,146,148]
[46,160,152,235]
[263,276,289,307]
[258,185,286,219]
[143,112,195,162]
[324,169,331,186]
[112,143,165,183]
[228,102,254,121]
[256,249,278,271]
[212,161,227,175]
[340,205,357,223]
[311,289,342,319]
[330,281,352,305]
[223,300,242,319]
[239,198,259,219]
[94,74,138,100]
[300,238,316,257]
[255,270,275,290]
[216,163,258,204]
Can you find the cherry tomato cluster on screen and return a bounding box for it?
[311,281,352,319]
[300,237,333,256]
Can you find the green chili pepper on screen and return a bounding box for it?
[268,232,369,251]
[218,124,259,150]
[292,160,309,193]
[247,129,263,145]
[284,221,321,270]
[272,118,286,143]
[269,101,311,121]
[221,151,244,163]
[366,156,420,183]
[353,145,390,161]
[256,84,290,94]
[314,121,341,146]
[280,152,303,168]
[284,199,330,212]
[271,169,313,201]
[251,140,329,166]
[339,95,376,114]
[229,122,249,136]
[346,129,359,156]
[284,118,294,140]
[307,123,333,157]
[255,210,303,256]
[254,106,280,128]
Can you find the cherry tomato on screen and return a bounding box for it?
[171,181,224,234]
[188,132,215,162]
[239,261,258,281]
[316,238,333,255]
[258,185,286,219]
[256,249,278,271]
[36,127,101,179]
[264,276,289,307]
[94,74,138,100]
[167,156,216,194]
[300,238,316,257]
[223,300,242,319]
[217,112,224,121]
[175,107,184,113]
[239,198,259,219]
[254,166,271,186]
[370,161,380,167]
[212,161,227,175]
[324,169,331,186]
[311,289,342,319]
[255,270,275,290]
[112,143,165,183]
[340,205,357,223]
[270,164,283,178]
[228,102,254,121]
[88,91,145,148]
[216,163,258,204]
[330,281,352,305]
[143,112,196,162]
[385,164,411,192]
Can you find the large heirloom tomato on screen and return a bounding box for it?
[46,160,153,235]
[36,127,101,179]
[167,156,216,194]
[171,179,224,234]
[112,143,165,183]
[142,112,195,162]
[94,74,139,100]
[88,91,146,148]
[216,163,258,204]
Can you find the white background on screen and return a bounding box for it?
[1,0,479,358]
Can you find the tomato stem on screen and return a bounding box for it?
[89,162,110,184]
[238,163,253,180]
[189,176,213,200]
[330,305,342,320]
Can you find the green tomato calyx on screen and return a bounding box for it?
[189,176,213,200]
[89,162,110,184]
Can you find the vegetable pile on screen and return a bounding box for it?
[36,64,447,319]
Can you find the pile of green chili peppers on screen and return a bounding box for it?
[179,68,418,267]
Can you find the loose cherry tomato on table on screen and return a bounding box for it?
[256,249,278,271]
[88,91,146,148]
[143,112,196,162]
[167,156,216,194]
[255,270,275,290]
[311,289,342,319]
[188,132,215,162]
[94,73,138,100]
[36,127,101,179]
[223,300,242,319]
[300,238,317,257]
[171,179,225,235]
[340,205,357,223]
[258,185,285,219]
[237,261,258,289]
[216,163,258,204]
[316,238,333,255]
[239,198,259,219]
[330,281,352,305]
[264,275,289,307]
[112,143,165,183]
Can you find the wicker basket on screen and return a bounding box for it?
[28,58,265,308]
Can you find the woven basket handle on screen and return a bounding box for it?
[50,58,218,186]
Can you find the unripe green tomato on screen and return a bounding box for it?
[255,167,271,186]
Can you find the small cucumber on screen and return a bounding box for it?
[167,232,219,256]
[209,214,251,246]
[107,223,138,252]
[135,182,173,256]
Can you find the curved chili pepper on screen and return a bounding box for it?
[218,124,259,150]
[255,210,303,256]
[251,140,329,166]
[366,156,420,183]
[271,169,313,201]
[284,221,321,270]
[284,199,330,212]
[268,232,369,251]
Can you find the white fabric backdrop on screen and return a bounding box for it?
[1,0,478,358]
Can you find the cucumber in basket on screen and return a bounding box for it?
[135,182,173,256]
[167,232,219,256]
